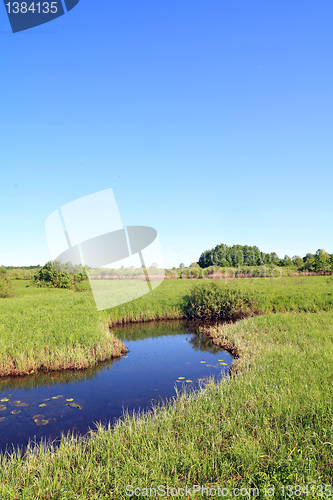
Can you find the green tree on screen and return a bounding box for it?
[314,249,330,274]
[292,255,303,268]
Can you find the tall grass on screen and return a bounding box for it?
[0,311,332,498]
[0,282,126,376]
[1,276,333,376]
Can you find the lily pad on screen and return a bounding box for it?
[32,414,50,426]
[0,405,6,412]
[0,398,9,402]
[10,410,21,415]
[66,402,82,410]
[34,418,50,426]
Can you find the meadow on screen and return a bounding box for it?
[0,275,332,498]
[0,311,332,498]
[1,276,333,376]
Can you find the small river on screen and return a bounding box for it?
[0,321,232,453]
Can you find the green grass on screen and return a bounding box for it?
[103,275,333,327]
[0,281,126,376]
[1,276,333,376]
[0,311,332,498]
[224,275,333,313]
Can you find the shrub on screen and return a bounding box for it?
[183,280,260,321]
[33,262,87,290]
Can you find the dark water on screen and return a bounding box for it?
[0,321,232,453]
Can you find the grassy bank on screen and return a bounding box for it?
[0,311,332,498]
[1,276,333,376]
[0,282,127,377]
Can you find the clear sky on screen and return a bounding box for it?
[1,0,332,268]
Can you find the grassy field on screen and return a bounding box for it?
[1,276,333,376]
[0,311,332,498]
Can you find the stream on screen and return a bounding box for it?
[0,321,232,453]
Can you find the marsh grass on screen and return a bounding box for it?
[0,312,332,498]
[0,282,127,377]
[1,276,333,377]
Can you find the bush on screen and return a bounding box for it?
[0,267,15,298]
[33,262,87,290]
[183,280,260,321]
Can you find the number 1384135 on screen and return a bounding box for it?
[5,2,58,14]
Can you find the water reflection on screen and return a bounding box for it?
[0,321,232,453]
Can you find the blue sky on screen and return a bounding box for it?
[1,0,332,267]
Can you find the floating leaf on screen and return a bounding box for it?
[178,377,185,380]
[10,410,21,415]
[200,361,206,363]
[13,402,28,407]
[51,395,63,400]
[34,418,50,426]
[43,398,51,401]
[0,405,6,412]
[1,398,9,402]
[186,380,193,383]
[33,414,55,426]
[66,398,74,402]
[0,417,6,422]
[66,402,82,410]
[218,359,224,361]
[39,404,47,407]
[219,362,228,366]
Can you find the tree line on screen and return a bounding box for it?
[198,244,333,273]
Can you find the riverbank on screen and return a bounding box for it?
[0,310,332,498]
[0,281,128,377]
